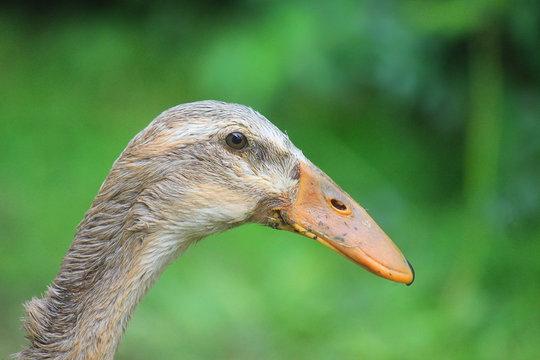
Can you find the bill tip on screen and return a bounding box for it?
[405,259,415,286]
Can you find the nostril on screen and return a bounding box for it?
[330,198,348,212]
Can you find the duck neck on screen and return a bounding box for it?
[19,193,193,360]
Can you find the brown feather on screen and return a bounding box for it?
[17,101,303,359]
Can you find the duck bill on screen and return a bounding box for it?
[277,161,414,285]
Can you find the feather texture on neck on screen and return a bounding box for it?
[17,101,301,359]
[19,164,195,359]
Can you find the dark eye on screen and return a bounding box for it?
[225,132,248,150]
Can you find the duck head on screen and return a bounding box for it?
[113,100,414,285]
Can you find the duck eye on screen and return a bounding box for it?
[225,132,248,150]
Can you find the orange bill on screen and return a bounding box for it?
[275,161,414,285]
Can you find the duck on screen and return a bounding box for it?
[17,100,414,359]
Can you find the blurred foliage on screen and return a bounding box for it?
[1,0,539,359]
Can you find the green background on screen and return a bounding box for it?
[1,1,539,359]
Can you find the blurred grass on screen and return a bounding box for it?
[1,1,539,359]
